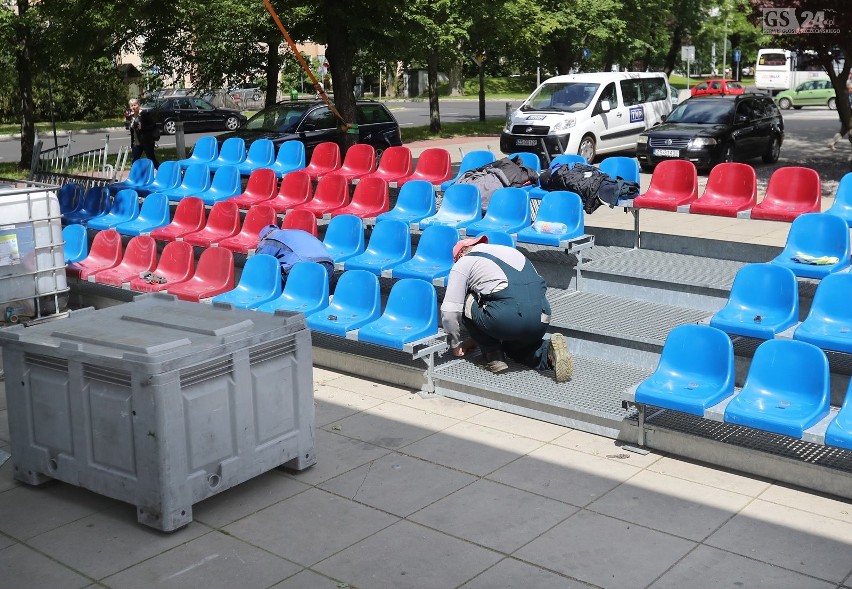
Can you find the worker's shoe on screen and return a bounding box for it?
[548,333,573,383]
[482,350,509,374]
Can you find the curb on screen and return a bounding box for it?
[0,127,126,142]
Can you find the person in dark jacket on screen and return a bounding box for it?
[127,98,159,168]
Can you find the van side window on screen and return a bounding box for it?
[620,80,644,106]
[598,83,617,109]
[642,78,667,102]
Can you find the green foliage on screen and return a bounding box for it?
[400,118,504,142]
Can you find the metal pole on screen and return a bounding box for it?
[175,121,186,160]
[721,17,728,78]
[47,75,58,149]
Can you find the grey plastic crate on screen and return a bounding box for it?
[0,293,315,531]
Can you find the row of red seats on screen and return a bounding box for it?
[66,229,236,302]
[631,160,821,222]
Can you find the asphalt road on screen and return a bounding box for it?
[0,101,844,172]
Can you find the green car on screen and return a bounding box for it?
[774,79,837,110]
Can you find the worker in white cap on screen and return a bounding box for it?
[440,234,572,382]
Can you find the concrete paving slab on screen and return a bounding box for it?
[0,543,90,589]
[268,569,344,589]
[324,401,459,450]
[646,455,773,497]
[758,483,852,525]
[0,483,117,540]
[551,429,662,469]
[281,429,391,486]
[466,407,572,442]
[392,393,491,420]
[459,557,597,588]
[313,382,384,427]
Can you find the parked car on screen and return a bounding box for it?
[690,79,745,97]
[774,79,836,110]
[217,100,403,157]
[229,84,263,103]
[636,94,783,172]
[141,96,247,135]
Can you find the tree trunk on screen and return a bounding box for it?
[324,4,357,153]
[448,59,464,96]
[603,43,616,74]
[552,38,573,75]
[427,48,440,134]
[16,0,34,171]
[478,62,485,122]
[264,33,281,107]
[662,25,683,77]
[818,52,851,136]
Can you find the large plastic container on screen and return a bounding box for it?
[0,184,67,321]
[0,293,315,531]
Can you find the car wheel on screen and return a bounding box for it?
[828,97,836,110]
[162,119,177,135]
[252,91,262,102]
[762,134,781,163]
[722,143,735,164]
[778,97,792,110]
[579,135,596,164]
[225,116,240,131]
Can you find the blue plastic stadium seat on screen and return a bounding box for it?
[598,156,641,184]
[529,155,587,199]
[825,172,852,228]
[343,219,411,274]
[417,183,481,230]
[62,224,88,264]
[87,189,140,230]
[255,261,330,315]
[63,186,109,225]
[710,263,799,339]
[192,165,243,205]
[323,214,365,263]
[211,254,283,309]
[208,137,247,172]
[306,270,381,336]
[176,136,218,169]
[375,180,437,224]
[792,272,852,353]
[480,231,515,247]
[724,339,830,438]
[826,381,852,450]
[634,325,735,416]
[237,139,276,176]
[464,187,531,236]
[391,225,458,282]
[516,191,585,246]
[136,161,182,197]
[270,140,307,177]
[770,212,851,279]
[507,151,542,174]
[440,150,496,191]
[158,163,212,201]
[57,183,81,214]
[108,159,155,194]
[357,279,439,349]
[116,193,171,236]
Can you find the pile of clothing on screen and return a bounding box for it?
[455,156,539,209]
[539,163,640,213]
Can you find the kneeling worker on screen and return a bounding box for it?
[440,235,573,382]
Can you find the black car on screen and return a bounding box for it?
[636,94,783,172]
[141,96,247,135]
[217,100,402,157]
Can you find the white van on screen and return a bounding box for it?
[500,72,673,163]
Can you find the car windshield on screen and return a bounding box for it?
[243,103,314,132]
[141,99,163,109]
[521,82,600,112]
[666,100,735,124]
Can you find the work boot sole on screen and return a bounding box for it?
[484,360,509,373]
[549,333,573,383]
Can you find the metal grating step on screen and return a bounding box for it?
[581,248,745,290]
[432,354,650,430]
[550,291,708,346]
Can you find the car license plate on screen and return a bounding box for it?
[653,148,680,157]
[516,138,539,146]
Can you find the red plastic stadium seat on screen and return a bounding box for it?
[332,177,389,219]
[292,173,349,218]
[751,166,821,222]
[229,168,278,209]
[218,204,277,254]
[128,241,195,292]
[92,235,158,286]
[397,148,453,187]
[150,197,206,242]
[182,200,241,247]
[689,162,757,217]
[166,247,235,302]
[632,160,698,211]
[280,209,319,237]
[361,146,413,185]
[327,143,376,183]
[66,229,123,280]
[303,142,341,180]
[266,170,312,214]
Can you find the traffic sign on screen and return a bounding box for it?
[150,66,160,76]
[733,49,741,62]
[681,46,695,61]
[583,48,591,59]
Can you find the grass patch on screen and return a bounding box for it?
[0,161,29,180]
[0,118,125,136]
[669,74,755,89]
[401,118,505,142]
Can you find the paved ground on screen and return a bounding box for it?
[2,129,852,588]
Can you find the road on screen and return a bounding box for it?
[0,101,844,172]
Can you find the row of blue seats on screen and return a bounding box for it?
[212,258,439,350]
[631,325,852,450]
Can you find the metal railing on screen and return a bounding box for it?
[30,132,129,189]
